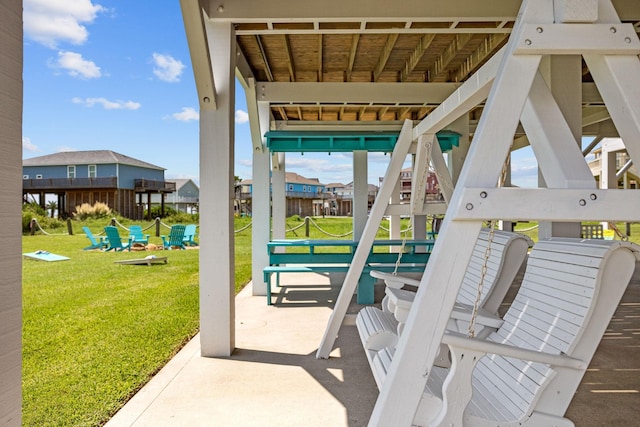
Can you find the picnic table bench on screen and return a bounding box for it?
[264,239,434,305]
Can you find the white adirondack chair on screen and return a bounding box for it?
[356,229,532,364]
[408,238,640,426]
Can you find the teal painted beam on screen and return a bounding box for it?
[265,130,461,153]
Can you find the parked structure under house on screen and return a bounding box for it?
[22,150,175,219]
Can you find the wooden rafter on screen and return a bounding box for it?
[346,34,360,82]
[255,35,274,81]
[318,34,323,82]
[399,33,436,82]
[451,34,508,82]
[373,34,399,82]
[428,33,473,82]
[296,106,303,119]
[283,35,296,82]
[378,106,390,120]
[339,105,345,120]
[359,105,367,119]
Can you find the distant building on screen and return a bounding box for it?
[151,179,199,213]
[325,182,378,216]
[382,167,442,203]
[239,172,328,217]
[23,150,175,219]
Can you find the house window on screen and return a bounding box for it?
[302,186,306,192]
[23,175,28,179]
[288,184,293,191]
[88,165,97,178]
[36,174,43,179]
[67,165,76,178]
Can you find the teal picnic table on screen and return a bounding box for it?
[264,239,434,305]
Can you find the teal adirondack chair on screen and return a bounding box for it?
[104,226,132,252]
[128,225,149,245]
[82,226,107,250]
[161,225,186,250]
[182,224,198,246]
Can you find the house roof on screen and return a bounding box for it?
[23,150,165,171]
[241,172,326,186]
[168,178,199,191]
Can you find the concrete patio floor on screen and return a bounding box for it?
[106,264,640,427]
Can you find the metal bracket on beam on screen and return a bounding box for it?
[514,24,640,55]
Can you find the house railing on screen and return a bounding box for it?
[23,177,118,190]
[134,179,176,192]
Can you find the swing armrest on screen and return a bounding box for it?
[370,270,421,289]
[449,303,504,329]
[442,331,586,369]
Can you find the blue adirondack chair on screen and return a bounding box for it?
[161,225,186,250]
[82,226,107,250]
[104,226,132,252]
[182,224,198,246]
[128,225,149,245]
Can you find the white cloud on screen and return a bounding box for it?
[53,51,101,79]
[152,53,185,82]
[22,137,39,153]
[235,109,249,124]
[171,107,199,122]
[72,97,141,110]
[24,0,105,48]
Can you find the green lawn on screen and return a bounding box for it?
[21,216,639,426]
[22,218,251,426]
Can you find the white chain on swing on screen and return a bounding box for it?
[467,153,511,338]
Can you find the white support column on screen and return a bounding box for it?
[199,21,235,357]
[447,114,470,186]
[538,55,583,239]
[389,174,401,252]
[272,152,286,240]
[1,1,23,423]
[353,150,368,240]
[251,101,272,296]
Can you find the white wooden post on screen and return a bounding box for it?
[250,101,272,296]
[272,152,287,240]
[0,0,23,423]
[538,55,584,238]
[353,150,368,240]
[199,21,236,357]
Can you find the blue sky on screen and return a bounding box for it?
[22,0,543,187]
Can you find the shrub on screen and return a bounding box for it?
[73,202,112,220]
[22,203,65,233]
[288,214,303,222]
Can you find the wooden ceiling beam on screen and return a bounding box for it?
[373,34,399,82]
[346,34,360,82]
[318,34,323,82]
[255,35,275,81]
[283,35,296,82]
[451,33,507,82]
[427,33,472,82]
[399,33,436,82]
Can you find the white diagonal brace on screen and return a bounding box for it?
[410,134,433,214]
[522,71,595,188]
[412,45,504,139]
[316,120,414,359]
[430,137,454,204]
[584,53,640,169]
